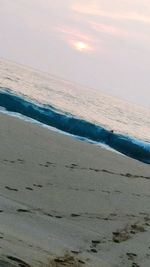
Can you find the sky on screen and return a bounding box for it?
[0,0,150,107]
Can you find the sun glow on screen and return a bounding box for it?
[72,41,91,52]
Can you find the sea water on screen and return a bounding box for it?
[0,58,150,164]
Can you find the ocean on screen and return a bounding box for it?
[0,58,150,164]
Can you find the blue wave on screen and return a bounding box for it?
[0,88,150,164]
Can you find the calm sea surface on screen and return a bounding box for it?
[0,58,150,143]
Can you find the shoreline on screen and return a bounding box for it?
[0,109,124,156]
[0,112,150,267]
[0,89,150,164]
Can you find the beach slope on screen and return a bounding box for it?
[0,113,150,267]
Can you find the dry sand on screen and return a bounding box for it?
[0,113,150,267]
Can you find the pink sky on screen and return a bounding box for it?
[0,0,150,107]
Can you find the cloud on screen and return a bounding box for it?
[72,3,150,25]
[89,22,127,36]
[54,26,92,42]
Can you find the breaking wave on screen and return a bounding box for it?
[0,88,150,164]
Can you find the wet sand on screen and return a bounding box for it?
[0,113,150,267]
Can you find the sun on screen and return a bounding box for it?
[72,41,91,52]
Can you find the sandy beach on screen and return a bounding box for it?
[0,112,150,267]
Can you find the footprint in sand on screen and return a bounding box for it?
[17,159,25,164]
[144,216,150,226]
[126,252,137,260]
[130,223,146,234]
[132,263,140,267]
[6,256,31,267]
[5,186,18,192]
[33,184,43,188]
[26,186,33,191]
[91,240,101,249]
[25,187,33,191]
[2,159,10,163]
[132,193,141,197]
[113,230,130,243]
[38,163,48,167]
[44,213,54,217]
[113,222,146,243]
[71,250,80,255]
[65,164,79,170]
[17,209,31,213]
[46,161,56,166]
[39,161,56,168]
[90,248,97,253]
[101,169,114,174]
[71,213,81,217]
[55,215,63,219]
[53,253,85,266]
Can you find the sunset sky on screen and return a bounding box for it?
[0,0,150,106]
